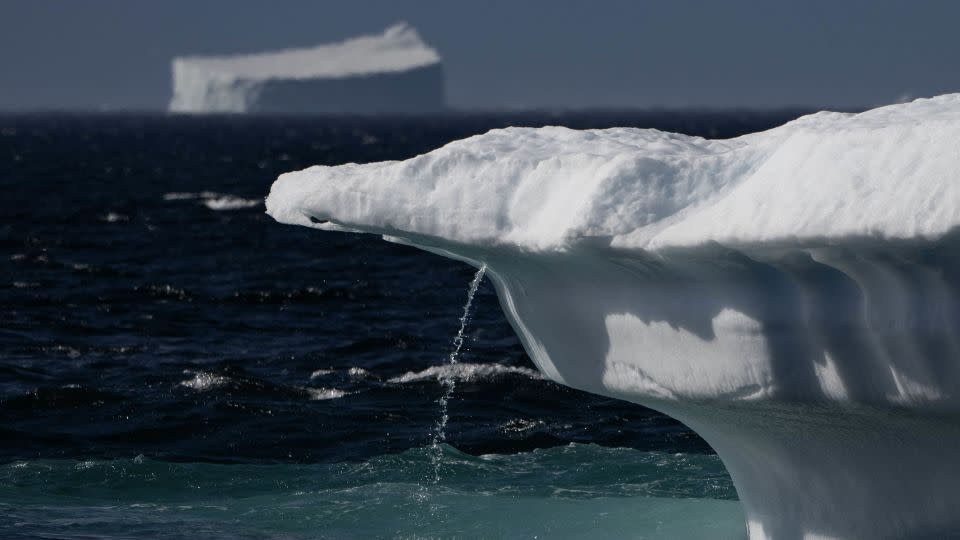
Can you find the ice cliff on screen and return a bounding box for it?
[169,23,443,114]
[266,95,960,539]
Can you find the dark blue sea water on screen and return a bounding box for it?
[0,110,806,539]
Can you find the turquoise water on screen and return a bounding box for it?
[0,443,744,539]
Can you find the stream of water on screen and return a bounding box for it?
[431,264,487,485]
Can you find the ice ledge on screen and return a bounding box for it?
[384,235,960,540]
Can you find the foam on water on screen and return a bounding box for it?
[162,191,222,201]
[163,191,262,211]
[301,387,348,400]
[179,371,230,391]
[388,362,543,384]
[203,196,262,211]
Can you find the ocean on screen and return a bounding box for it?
[0,110,806,539]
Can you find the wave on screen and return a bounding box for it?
[309,368,335,379]
[302,387,348,400]
[226,286,326,304]
[388,363,543,384]
[162,191,261,211]
[99,212,129,223]
[161,191,221,201]
[498,418,546,433]
[137,283,192,301]
[178,371,230,391]
[178,370,349,401]
[309,366,371,380]
[202,195,261,211]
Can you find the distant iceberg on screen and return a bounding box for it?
[267,95,960,539]
[169,23,444,114]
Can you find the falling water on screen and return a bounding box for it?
[430,263,487,484]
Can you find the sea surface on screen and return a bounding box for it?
[0,110,807,539]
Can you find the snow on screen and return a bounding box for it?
[169,23,442,113]
[265,94,960,539]
[267,94,960,250]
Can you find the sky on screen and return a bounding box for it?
[1,0,959,111]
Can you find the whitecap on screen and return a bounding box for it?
[100,212,129,223]
[388,363,543,384]
[499,418,545,433]
[164,191,260,211]
[304,387,348,400]
[179,371,230,391]
[347,367,370,378]
[162,191,221,201]
[203,196,261,211]
[162,192,201,201]
[309,368,334,379]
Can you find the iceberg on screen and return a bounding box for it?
[169,23,443,114]
[266,95,960,539]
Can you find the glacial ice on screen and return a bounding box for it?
[267,95,960,539]
[169,23,443,114]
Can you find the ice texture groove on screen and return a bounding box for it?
[267,95,960,539]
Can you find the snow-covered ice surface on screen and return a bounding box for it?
[267,95,960,539]
[169,23,443,114]
[268,94,960,250]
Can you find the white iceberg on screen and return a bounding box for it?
[266,94,960,539]
[169,23,443,114]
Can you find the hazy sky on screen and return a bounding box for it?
[2,0,959,111]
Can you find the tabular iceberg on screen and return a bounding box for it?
[266,95,960,539]
[169,23,443,114]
